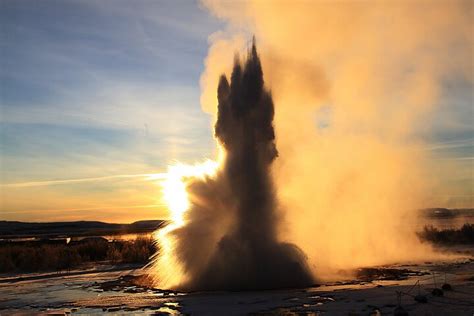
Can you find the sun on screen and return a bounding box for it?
[146,158,220,288]
[161,160,219,226]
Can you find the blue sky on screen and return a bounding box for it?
[0,0,472,222]
[1,0,224,221]
[0,0,223,177]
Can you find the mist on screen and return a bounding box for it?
[200,0,473,280]
[150,42,313,291]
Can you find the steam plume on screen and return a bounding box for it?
[200,0,473,280]
[156,41,313,291]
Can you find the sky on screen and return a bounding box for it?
[1,0,472,223]
[1,0,222,222]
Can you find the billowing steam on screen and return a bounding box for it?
[150,1,472,288]
[150,41,313,291]
[199,1,473,280]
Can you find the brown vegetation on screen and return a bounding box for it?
[0,237,156,273]
[418,224,474,245]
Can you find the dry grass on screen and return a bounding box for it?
[418,223,474,245]
[0,237,156,273]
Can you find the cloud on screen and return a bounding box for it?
[426,138,474,151]
[1,173,167,188]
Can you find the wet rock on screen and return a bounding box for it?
[414,294,427,303]
[441,283,452,291]
[393,306,409,316]
[431,288,443,296]
[370,309,382,316]
[356,268,428,282]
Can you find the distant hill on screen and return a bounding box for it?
[420,208,474,219]
[0,220,167,239]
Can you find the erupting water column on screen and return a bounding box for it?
[151,40,314,291]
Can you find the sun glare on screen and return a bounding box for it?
[148,159,219,288]
[162,160,219,225]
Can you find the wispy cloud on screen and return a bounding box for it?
[1,173,168,188]
[426,138,474,151]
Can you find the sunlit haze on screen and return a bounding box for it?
[1,0,472,225]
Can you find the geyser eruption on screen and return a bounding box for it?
[200,41,313,290]
[150,41,313,291]
[199,0,473,280]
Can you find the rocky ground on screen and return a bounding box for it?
[0,254,473,315]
